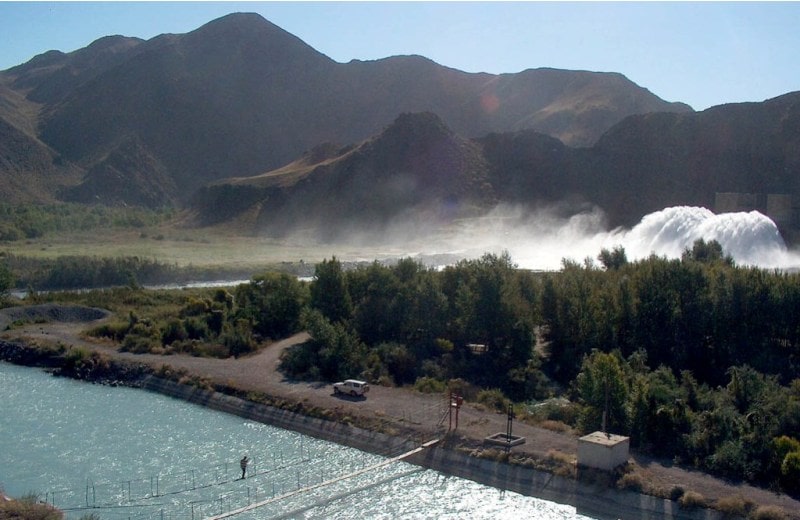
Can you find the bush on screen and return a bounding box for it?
[714,495,751,518]
[221,319,255,357]
[749,505,789,520]
[184,317,210,340]
[780,450,800,494]
[679,490,706,509]
[0,491,63,520]
[476,388,511,413]
[279,343,318,379]
[413,376,447,394]
[87,321,130,341]
[669,485,685,501]
[528,398,580,426]
[121,334,159,354]
[616,472,644,492]
[161,318,188,345]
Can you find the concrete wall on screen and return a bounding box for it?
[767,194,793,225]
[140,375,724,520]
[578,432,630,471]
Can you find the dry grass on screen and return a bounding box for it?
[3,228,334,269]
[714,494,753,518]
[616,471,645,492]
[546,449,574,466]
[749,505,789,520]
[679,490,707,509]
[538,419,572,434]
[0,492,63,520]
[2,224,449,271]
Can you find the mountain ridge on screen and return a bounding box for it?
[193,92,800,238]
[0,12,690,209]
[3,12,796,241]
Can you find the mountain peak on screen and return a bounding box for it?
[183,12,334,68]
[378,112,455,143]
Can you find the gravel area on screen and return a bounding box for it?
[0,304,110,331]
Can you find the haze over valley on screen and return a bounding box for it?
[1,12,799,271]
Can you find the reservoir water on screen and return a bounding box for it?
[1,362,596,519]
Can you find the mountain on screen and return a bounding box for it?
[0,12,689,207]
[587,91,800,228]
[195,93,800,239]
[191,112,493,240]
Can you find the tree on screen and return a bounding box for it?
[577,350,629,434]
[598,246,628,270]
[0,261,12,299]
[681,238,733,266]
[236,272,308,339]
[310,257,352,323]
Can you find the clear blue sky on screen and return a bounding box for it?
[1,1,798,111]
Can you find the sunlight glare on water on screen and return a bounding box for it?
[0,362,596,520]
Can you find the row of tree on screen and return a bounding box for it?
[0,203,169,241]
[578,350,800,491]
[280,244,800,492]
[10,240,799,492]
[544,241,800,387]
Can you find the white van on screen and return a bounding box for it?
[333,379,370,397]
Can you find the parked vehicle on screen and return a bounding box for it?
[333,379,369,397]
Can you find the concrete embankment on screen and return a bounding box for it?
[140,375,724,520]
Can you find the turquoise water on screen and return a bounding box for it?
[1,362,595,519]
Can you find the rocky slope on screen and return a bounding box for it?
[193,92,800,236]
[0,12,689,207]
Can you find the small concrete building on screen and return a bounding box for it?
[577,431,630,471]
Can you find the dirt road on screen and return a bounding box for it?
[2,305,799,517]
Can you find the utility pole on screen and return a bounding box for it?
[449,393,463,431]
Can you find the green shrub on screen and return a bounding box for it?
[121,334,159,354]
[528,398,580,426]
[221,319,255,357]
[161,318,188,345]
[413,376,446,394]
[780,450,800,494]
[184,317,210,340]
[476,388,511,413]
[88,321,130,341]
[279,343,317,378]
[64,346,90,365]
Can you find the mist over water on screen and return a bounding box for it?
[391,205,800,271]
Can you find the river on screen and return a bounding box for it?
[0,362,598,520]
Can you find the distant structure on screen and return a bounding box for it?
[715,192,795,228]
[577,432,630,471]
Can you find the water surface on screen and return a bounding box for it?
[1,362,595,519]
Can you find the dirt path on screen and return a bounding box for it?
[2,306,799,518]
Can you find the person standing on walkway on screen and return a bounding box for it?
[240,455,249,479]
